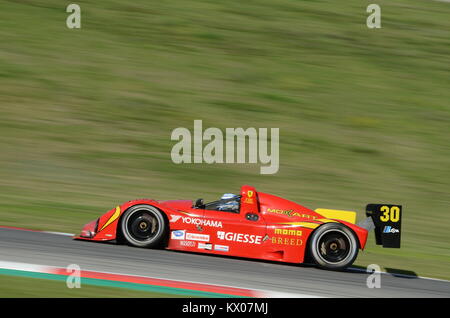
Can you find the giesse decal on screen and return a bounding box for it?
[217,231,262,244]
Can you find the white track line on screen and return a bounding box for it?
[43,231,75,237]
[0,226,74,237]
[350,267,450,283]
[0,261,50,273]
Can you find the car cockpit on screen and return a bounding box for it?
[193,193,241,213]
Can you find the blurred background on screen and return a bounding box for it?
[0,0,449,288]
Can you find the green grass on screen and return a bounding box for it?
[0,0,449,282]
[0,273,182,298]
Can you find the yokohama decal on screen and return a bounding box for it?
[170,215,223,228]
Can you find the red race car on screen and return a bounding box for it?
[75,185,402,270]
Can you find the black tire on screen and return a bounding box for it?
[308,223,359,270]
[120,204,167,248]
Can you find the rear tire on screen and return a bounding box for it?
[308,223,358,270]
[120,205,167,248]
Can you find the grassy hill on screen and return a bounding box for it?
[0,0,449,280]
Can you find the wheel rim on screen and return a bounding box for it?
[126,210,160,242]
[317,230,351,264]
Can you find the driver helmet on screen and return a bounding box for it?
[221,193,237,200]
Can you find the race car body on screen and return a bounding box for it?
[75,185,402,270]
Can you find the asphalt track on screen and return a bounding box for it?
[0,227,449,297]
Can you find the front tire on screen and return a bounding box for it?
[308,223,359,270]
[120,205,167,248]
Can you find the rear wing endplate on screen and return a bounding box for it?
[358,204,402,248]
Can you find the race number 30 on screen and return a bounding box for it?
[380,206,400,223]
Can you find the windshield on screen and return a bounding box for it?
[204,195,241,213]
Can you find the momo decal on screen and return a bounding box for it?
[274,228,302,236]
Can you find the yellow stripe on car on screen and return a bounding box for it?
[275,222,322,229]
[315,208,357,224]
[179,211,202,217]
[100,206,121,231]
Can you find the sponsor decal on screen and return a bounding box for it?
[217,231,262,245]
[274,229,302,236]
[180,241,196,247]
[214,244,229,252]
[267,208,319,219]
[170,215,183,222]
[198,243,213,250]
[267,208,295,216]
[244,198,254,204]
[271,237,303,246]
[169,215,223,228]
[383,226,399,234]
[244,191,255,204]
[171,230,186,240]
[268,209,316,219]
[186,233,210,242]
